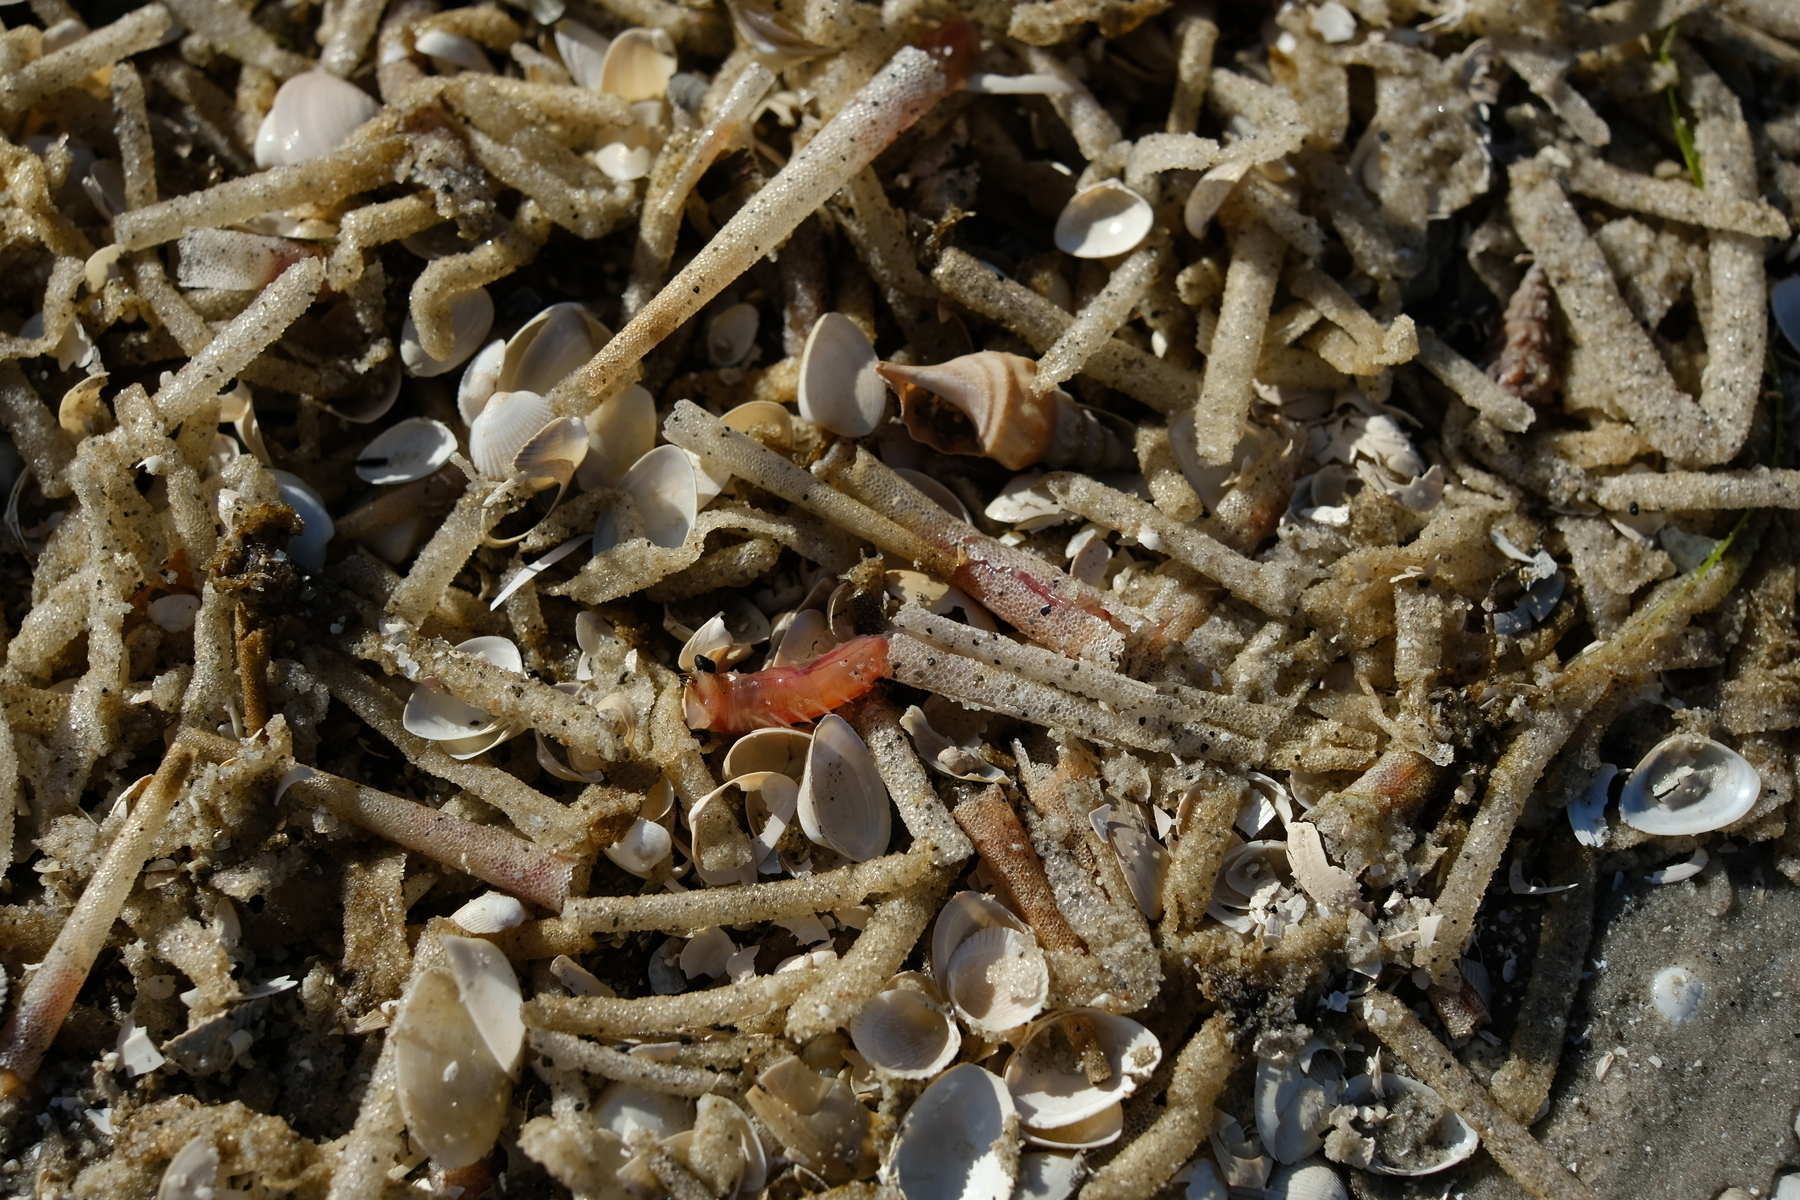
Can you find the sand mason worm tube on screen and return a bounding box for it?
[547,19,979,418]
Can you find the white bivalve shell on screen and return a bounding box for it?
[392,960,512,1168]
[746,1055,876,1184]
[599,28,678,99]
[1020,1104,1123,1150]
[1207,840,1292,932]
[1254,1042,1344,1164]
[886,1063,1017,1200]
[401,636,527,759]
[553,19,610,90]
[1004,1010,1161,1130]
[469,390,553,479]
[402,287,494,377]
[269,470,334,574]
[1334,1074,1478,1176]
[450,891,528,933]
[797,714,891,862]
[798,312,887,437]
[503,302,613,397]
[1264,1160,1347,1200]
[355,417,457,485]
[580,382,658,491]
[1015,1152,1087,1200]
[708,302,761,367]
[722,727,812,782]
[609,444,699,550]
[157,1136,222,1200]
[1618,734,1761,835]
[253,71,380,168]
[148,593,201,632]
[1053,181,1153,258]
[848,987,961,1078]
[943,925,1050,1036]
[1651,965,1704,1022]
[594,1080,693,1140]
[415,29,492,73]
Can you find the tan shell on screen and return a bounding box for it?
[392,966,511,1169]
[745,1055,876,1184]
[722,727,812,782]
[797,714,891,862]
[882,351,1133,472]
[847,988,961,1078]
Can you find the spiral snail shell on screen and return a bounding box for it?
[879,350,1135,472]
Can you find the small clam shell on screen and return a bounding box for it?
[253,71,381,168]
[708,302,761,367]
[616,444,699,549]
[356,417,457,485]
[798,312,886,437]
[797,714,892,862]
[450,891,528,933]
[679,613,738,672]
[402,636,520,741]
[469,389,555,479]
[553,19,610,90]
[1089,802,1168,920]
[1651,965,1703,1022]
[1067,525,1111,586]
[440,934,525,1076]
[986,472,1069,530]
[746,1055,876,1184]
[943,925,1049,1034]
[1005,1010,1161,1129]
[899,705,1004,783]
[1772,275,1800,357]
[580,382,658,491]
[415,28,492,74]
[502,302,613,397]
[722,727,813,782]
[1017,1152,1086,1200]
[600,28,678,100]
[1024,1103,1123,1150]
[721,399,794,446]
[148,593,201,632]
[848,988,960,1078]
[1183,160,1251,239]
[688,781,760,888]
[604,816,673,878]
[59,374,110,440]
[768,608,836,668]
[726,0,826,62]
[269,470,334,574]
[457,338,506,424]
[739,770,802,873]
[1264,1161,1347,1200]
[1338,1075,1478,1176]
[931,890,1030,977]
[595,1081,694,1141]
[1254,1043,1343,1165]
[595,141,654,182]
[886,1063,1017,1200]
[402,287,494,377]
[512,415,589,493]
[1053,181,1153,258]
[393,967,511,1169]
[1618,734,1760,835]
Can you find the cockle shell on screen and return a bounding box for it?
[1053,180,1153,258]
[503,302,613,398]
[355,417,458,485]
[599,28,678,100]
[942,925,1049,1035]
[746,1055,876,1184]
[1005,1010,1161,1131]
[798,312,887,437]
[721,399,795,446]
[886,1063,1017,1200]
[512,416,589,494]
[882,351,1134,472]
[1618,734,1761,835]
[253,71,380,168]
[1264,1160,1347,1200]
[848,988,960,1078]
[469,390,554,479]
[797,714,891,862]
[402,287,494,377]
[931,891,1027,975]
[449,891,528,933]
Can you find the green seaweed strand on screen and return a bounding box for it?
[1658,25,1705,189]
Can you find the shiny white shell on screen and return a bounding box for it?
[599,28,677,100]
[798,312,886,437]
[253,71,380,168]
[1004,1010,1161,1129]
[887,1064,1017,1200]
[848,988,961,1078]
[1054,181,1153,258]
[797,714,891,862]
[1651,965,1704,1022]
[615,444,699,549]
[943,925,1049,1034]
[1618,734,1761,835]
[356,417,457,485]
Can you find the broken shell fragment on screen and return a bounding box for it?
[1617,734,1760,835]
[882,351,1133,472]
[900,705,1004,783]
[848,987,961,1078]
[270,470,334,574]
[723,727,813,782]
[722,399,794,445]
[708,302,761,367]
[148,593,201,632]
[1053,181,1153,258]
[1023,1103,1123,1150]
[599,28,678,100]
[253,71,381,168]
[415,29,492,74]
[579,382,658,491]
[942,925,1050,1035]
[402,287,494,377]
[158,1136,222,1200]
[746,1055,876,1184]
[393,966,512,1170]
[553,19,610,91]
[797,714,892,862]
[440,934,525,1076]
[798,312,887,438]
[1005,1010,1161,1129]
[1335,1074,1478,1176]
[1651,965,1703,1022]
[355,417,458,485]
[512,415,589,493]
[886,1063,1017,1200]
[1265,1160,1347,1200]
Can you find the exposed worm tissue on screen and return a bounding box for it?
[2,3,1800,1200]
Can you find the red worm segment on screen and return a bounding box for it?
[684,635,893,733]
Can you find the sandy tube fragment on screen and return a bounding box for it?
[1076,1015,1234,1200]
[113,140,405,250]
[1361,992,1597,1200]
[0,5,177,122]
[785,868,950,1041]
[1593,468,1800,511]
[1035,245,1163,394]
[1565,152,1789,239]
[529,1031,735,1096]
[526,967,827,1037]
[151,257,326,425]
[1415,327,1535,433]
[1508,157,1733,466]
[0,361,73,497]
[561,847,937,934]
[1488,848,1595,1123]
[847,694,974,865]
[1189,220,1284,464]
[933,249,1204,415]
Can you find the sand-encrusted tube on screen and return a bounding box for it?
[548,22,977,416]
[0,742,194,1094]
[1190,219,1283,465]
[785,868,950,1041]
[847,694,974,866]
[529,1030,736,1096]
[1076,1015,1234,1200]
[1361,992,1597,1200]
[527,968,827,1037]
[0,6,178,121]
[151,257,325,425]
[1415,327,1535,433]
[1593,468,1800,511]
[1035,245,1163,395]
[1489,847,1595,1123]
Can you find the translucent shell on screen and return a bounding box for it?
[599,28,678,100]
[797,714,892,862]
[356,417,457,485]
[614,444,700,549]
[392,966,512,1169]
[799,312,887,438]
[1617,734,1761,835]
